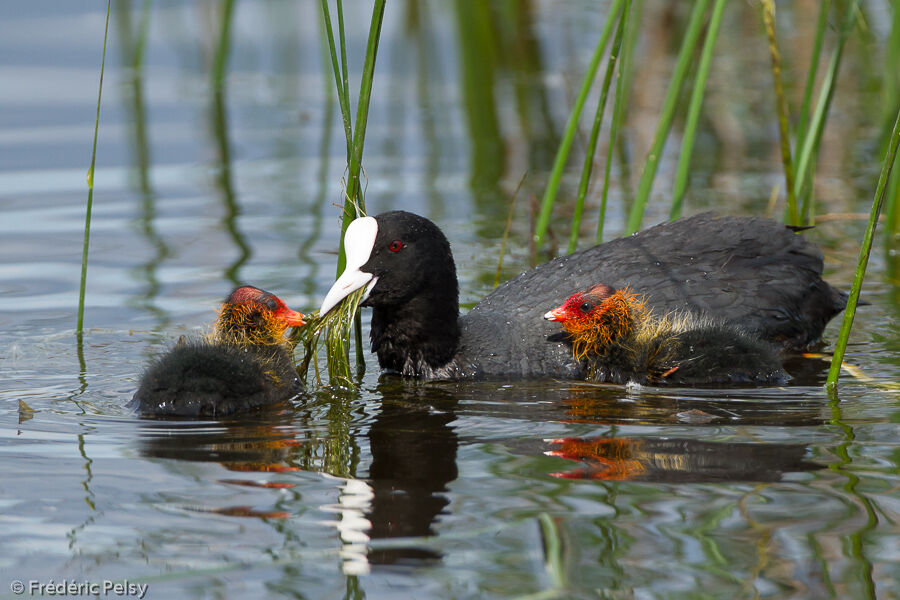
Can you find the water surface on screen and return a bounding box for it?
[1,2,898,599]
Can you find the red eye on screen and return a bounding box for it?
[389,240,403,252]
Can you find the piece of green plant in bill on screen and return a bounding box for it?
[294,287,366,388]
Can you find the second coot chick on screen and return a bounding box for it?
[131,286,305,417]
[544,283,788,385]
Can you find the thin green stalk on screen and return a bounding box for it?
[336,0,350,132]
[796,0,857,224]
[567,2,628,253]
[795,0,830,158]
[317,1,386,381]
[77,0,111,335]
[826,107,900,389]
[342,0,385,220]
[885,159,900,240]
[759,0,798,224]
[598,0,640,244]
[670,0,726,220]
[626,0,711,234]
[533,0,624,249]
[320,1,353,156]
[884,2,900,133]
[884,5,900,240]
[133,0,152,70]
[495,172,528,287]
[344,0,384,372]
[538,513,568,593]
[210,0,234,91]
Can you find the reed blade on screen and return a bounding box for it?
[826,107,900,390]
[315,0,386,384]
[670,0,726,221]
[533,0,623,249]
[77,0,111,335]
[568,1,628,253]
[627,0,711,234]
[795,0,857,225]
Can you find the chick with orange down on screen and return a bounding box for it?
[544,284,787,386]
[132,286,305,417]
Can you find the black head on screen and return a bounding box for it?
[319,211,462,376]
[359,211,458,309]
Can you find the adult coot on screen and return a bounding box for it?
[543,283,787,385]
[131,286,305,417]
[319,211,846,380]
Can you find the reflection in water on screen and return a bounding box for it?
[558,384,826,427]
[206,2,250,285]
[136,403,300,473]
[454,0,505,227]
[136,404,306,518]
[545,436,822,482]
[407,0,447,219]
[501,1,559,174]
[117,0,171,331]
[364,379,460,566]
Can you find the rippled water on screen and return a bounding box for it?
[1,2,899,599]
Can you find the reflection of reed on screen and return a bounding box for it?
[546,436,821,482]
[211,85,251,286]
[407,0,446,218]
[206,1,250,286]
[295,11,335,301]
[67,432,100,557]
[453,0,504,222]
[502,1,559,173]
[826,397,877,597]
[117,0,171,330]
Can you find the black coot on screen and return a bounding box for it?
[319,211,846,380]
[131,286,305,416]
[543,283,788,385]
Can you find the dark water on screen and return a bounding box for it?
[1,2,898,599]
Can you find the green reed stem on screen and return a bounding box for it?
[627,0,711,234]
[341,0,384,224]
[670,0,726,220]
[598,0,639,244]
[495,172,528,287]
[336,1,350,134]
[884,6,900,240]
[759,0,798,224]
[77,0,111,335]
[318,0,385,381]
[826,107,900,390]
[796,0,857,225]
[567,1,628,254]
[538,513,568,591]
[533,0,623,249]
[795,0,829,162]
[210,0,234,91]
[320,1,353,157]
[886,161,900,241]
